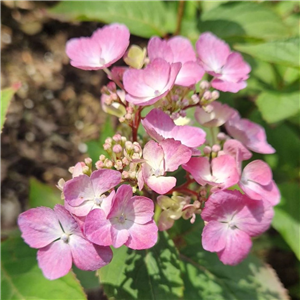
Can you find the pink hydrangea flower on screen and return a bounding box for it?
[66,23,130,70]
[225,116,275,154]
[123,58,181,106]
[18,205,112,280]
[148,36,204,86]
[239,160,280,206]
[63,169,121,217]
[196,32,251,93]
[183,155,239,191]
[194,101,237,127]
[141,108,206,148]
[140,140,192,194]
[201,190,274,265]
[84,184,158,249]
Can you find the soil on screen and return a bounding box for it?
[1,2,299,300]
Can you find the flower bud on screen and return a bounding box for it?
[124,45,146,69]
[203,146,211,155]
[113,144,123,154]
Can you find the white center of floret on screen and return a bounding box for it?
[118,214,126,224]
[94,195,106,206]
[61,233,69,243]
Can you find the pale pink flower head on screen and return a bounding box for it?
[201,190,274,265]
[63,169,121,217]
[84,184,158,250]
[123,58,181,106]
[148,36,204,86]
[183,155,239,191]
[225,116,275,154]
[18,205,112,280]
[66,23,130,70]
[196,32,251,93]
[140,140,192,194]
[194,101,237,127]
[239,160,280,206]
[142,108,206,148]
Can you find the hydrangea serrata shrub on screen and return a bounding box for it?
[18,23,279,280]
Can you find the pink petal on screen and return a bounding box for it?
[202,221,227,252]
[72,162,84,177]
[66,24,129,70]
[160,139,192,172]
[234,199,274,236]
[168,36,197,63]
[125,196,154,225]
[69,235,112,270]
[175,61,204,86]
[126,220,158,250]
[63,174,94,206]
[217,229,252,265]
[18,207,62,249]
[54,205,82,236]
[124,59,181,106]
[182,157,211,186]
[90,169,121,196]
[196,32,230,73]
[37,241,72,280]
[239,179,280,205]
[64,198,95,217]
[110,221,131,248]
[242,160,272,185]
[225,118,275,154]
[221,52,251,82]
[201,190,246,223]
[170,125,206,148]
[146,175,176,195]
[143,140,165,170]
[195,101,237,127]
[211,78,247,93]
[84,209,113,246]
[211,155,240,190]
[107,185,133,219]
[141,108,175,142]
[147,37,173,62]
[223,139,252,162]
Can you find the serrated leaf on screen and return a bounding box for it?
[235,38,300,69]
[272,183,300,260]
[1,83,21,132]
[199,2,291,42]
[86,116,114,162]
[256,91,300,123]
[29,177,62,209]
[98,231,184,300]
[1,235,87,300]
[177,220,289,300]
[49,1,176,38]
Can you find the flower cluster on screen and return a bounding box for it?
[18,23,280,279]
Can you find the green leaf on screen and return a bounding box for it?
[29,177,62,209]
[98,231,184,300]
[86,116,114,162]
[49,1,176,38]
[235,38,300,69]
[1,234,87,300]
[178,220,289,300]
[272,183,300,260]
[1,83,20,132]
[256,91,300,123]
[199,2,291,42]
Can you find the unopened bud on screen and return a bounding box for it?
[114,160,123,170]
[203,146,211,155]
[211,90,220,100]
[125,113,132,120]
[122,171,129,178]
[199,80,210,90]
[113,144,123,153]
[113,134,122,142]
[122,157,130,165]
[191,94,199,104]
[212,144,221,153]
[119,116,125,123]
[217,132,227,141]
[125,141,133,151]
[84,157,92,166]
[96,161,104,169]
[82,166,89,174]
[203,91,212,100]
[99,154,106,161]
[105,160,113,168]
[103,143,111,151]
